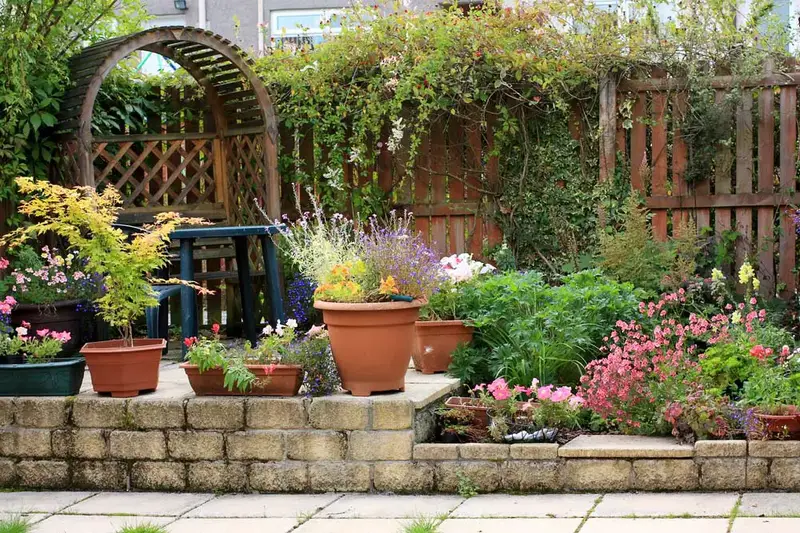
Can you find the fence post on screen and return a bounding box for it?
[598,75,617,226]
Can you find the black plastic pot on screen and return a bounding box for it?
[0,357,86,396]
[10,299,87,355]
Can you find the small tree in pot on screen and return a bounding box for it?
[3,177,206,397]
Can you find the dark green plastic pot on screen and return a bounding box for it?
[0,357,86,396]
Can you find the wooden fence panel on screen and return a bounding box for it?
[614,72,800,298]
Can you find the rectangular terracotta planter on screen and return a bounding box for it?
[181,363,303,396]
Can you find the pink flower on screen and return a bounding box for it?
[488,378,511,401]
[750,297,757,305]
[183,337,198,348]
[782,345,791,357]
[50,331,71,342]
[211,323,220,335]
[0,258,8,270]
[513,385,530,395]
[569,395,585,408]
[750,345,768,361]
[473,384,486,392]
[536,385,553,401]
[550,386,573,403]
[36,329,50,337]
[21,321,30,328]
[264,363,277,374]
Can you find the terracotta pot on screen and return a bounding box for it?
[80,338,165,398]
[413,320,473,374]
[754,411,800,437]
[444,396,490,429]
[11,299,87,355]
[314,299,422,397]
[180,363,303,396]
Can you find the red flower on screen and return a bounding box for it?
[183,337,198,348]
[211,323,220,335]
[750,345,768,361]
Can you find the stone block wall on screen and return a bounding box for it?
[2,396,800,493]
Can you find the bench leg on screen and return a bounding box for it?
[260,235,285,326]
[234,236,258,347]
[180,238,197,356]
[145,307,160,340]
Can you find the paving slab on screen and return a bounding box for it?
[732,518,800,532]
[439,518,583,533]
[32,514,172,533]
[581,518,730,533]
[594,492,739,517]
[318,494,463,518]
[167,517,298,533]
[294,518,408,532]
[559,435,694,458]
[64,492,213,516]
[185,493,341,518]
[0,492,96,514]
[739,493,800,517]
[451,494,599,518]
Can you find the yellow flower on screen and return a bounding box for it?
[379,276,399,296]
[738,262,754,286]
[711,268,725,283]
[753,278,760,291]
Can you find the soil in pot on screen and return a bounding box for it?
[314,300,421,397]
[0,357,86,396]
[80,338,165,398]
[11,299,87,356]
[181,363,303,396]
[413,320,473,374]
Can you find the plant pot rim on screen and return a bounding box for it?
[0,356,85,369]
[81,338,167,354]
[753,409,800,418]
[314,299,423,311]
[416,319,471,327]
[13,299,86,310]
[179,362,303,371]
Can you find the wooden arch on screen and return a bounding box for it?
[56,26,280,221]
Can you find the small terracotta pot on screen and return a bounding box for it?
[314,299,422,397]
[80,338,165,398]
[754,411,800,437]
[444,396,490,429]
[181,363,303,396]
[413,320,473,374]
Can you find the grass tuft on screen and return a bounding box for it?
[402,516,443,533]
[116,524,168,533]
[0,516,30,533]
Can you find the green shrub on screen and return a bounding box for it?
[0,516,30,533]
[449,269,642,387]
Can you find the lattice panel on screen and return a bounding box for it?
[226,134,269,226]
[52,141,80,186]
[92,138,216,207]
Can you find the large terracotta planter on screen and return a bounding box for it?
[80,338,165,398]
[314,299,422,397]
[0,357,86,396]
[413,320,473,374]
[180,363,303,396]
[11,299,86,355]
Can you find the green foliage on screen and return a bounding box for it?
[448,270,642,387]
[598,196,701,295]
[700,342,760,398]
[3,178,205,344]
[403,517,443,533]
[116,524,167,533]
[0,516,30,533]
[740,361,800,413]
[0,0,147,222]
[455,470,478,498]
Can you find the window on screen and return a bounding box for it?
[269,9,343,47]
[137,14,187,74]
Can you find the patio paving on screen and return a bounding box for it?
[4,490,800,532]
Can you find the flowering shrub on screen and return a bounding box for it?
[287,274,317,329]
[419,254,496,321]
[0,245,101,306]
[440,254,495,284]
[284,326,340,397]
[0,300,71,365]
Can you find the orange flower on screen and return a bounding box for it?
[379,276,399,296]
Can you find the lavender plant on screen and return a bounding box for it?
[359,211,445,300]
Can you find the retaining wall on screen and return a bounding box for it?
[1,395,798,493]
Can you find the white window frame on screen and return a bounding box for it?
[269,8,343,45]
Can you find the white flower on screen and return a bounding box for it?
[424,346,433,354]
[306,324,326,337]
[262,325,274,336]
[286,319,298,329]
[15,327,27,337]
[275,326,285,337]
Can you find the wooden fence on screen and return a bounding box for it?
[602,72,800,298]
[283,115,503,259]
